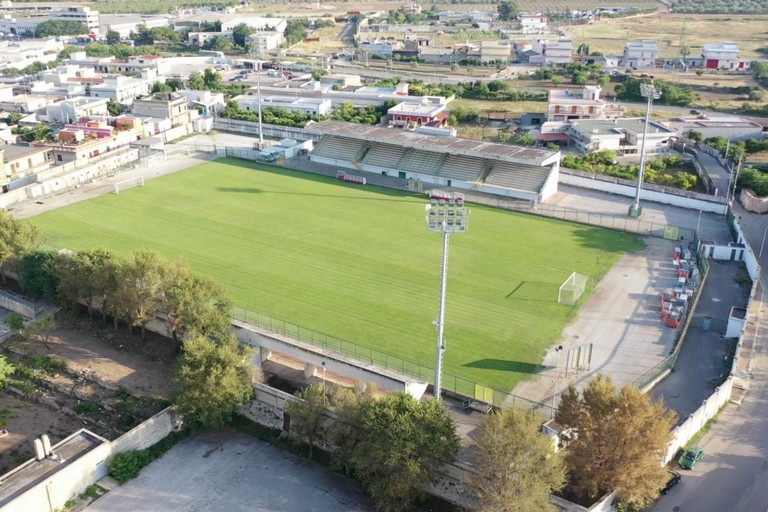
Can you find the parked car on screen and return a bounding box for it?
[689,109,702,115]
[678,446,704,469]
[661,470,681,494]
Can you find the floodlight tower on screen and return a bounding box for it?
[629,81,662,218]
[425,192,468,399]
[249,45,264,149]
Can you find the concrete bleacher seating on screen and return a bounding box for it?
[312,136,365,162]
[484,162,552,192]
[397,149,446,175]
[360,143,406,168]
[438,155,486,182]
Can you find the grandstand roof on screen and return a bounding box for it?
[307,121,558,166]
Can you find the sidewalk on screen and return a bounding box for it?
[10,152,217,220]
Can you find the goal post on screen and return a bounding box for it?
[558,272,587,306]
[113,176,145,195]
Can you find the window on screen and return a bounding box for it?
[57,155,62,161]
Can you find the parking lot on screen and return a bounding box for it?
[85,430,374,512]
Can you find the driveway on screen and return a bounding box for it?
[85,430,374,512]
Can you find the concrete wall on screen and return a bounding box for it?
[111,408,176,453]
[0,290,39,318]
[233,321,429,399]
[559,168,727,214]
[663,378,733,464]
[3,148,140,208]
[739,188,768,214]
[213,119,318,141]
[238,382,293,430]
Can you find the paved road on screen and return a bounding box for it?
[649,202,768,511]
[86,430,374,512]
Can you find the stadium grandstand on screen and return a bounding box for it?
[306,120,561,203]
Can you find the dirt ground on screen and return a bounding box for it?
[0,311,175,475]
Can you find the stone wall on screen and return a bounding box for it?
[739,188,768,214]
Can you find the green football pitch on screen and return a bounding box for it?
[30,158,643,393]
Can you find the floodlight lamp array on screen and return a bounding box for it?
[426,194,468,233]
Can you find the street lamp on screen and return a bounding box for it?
[321,361,327,403]
[551,345,563,419]
[760,225,768,259]
[629,81,662,218]
[425,192,469,399]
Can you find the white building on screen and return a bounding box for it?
[359,41,394,58]
[100,14,170,38]
[546,86,625,122]
[530,39,573,66]
[176,89,225,116]
[623,40,658,69]
[519,12,547,34]
[245,31,283,53]
[44,97,109,123]
[701,42,747,70]
[244,81,450,109]
[567,118,676,154]
[53,6,100,33]
[29,80,86,98]
[387,100,448,128]
[39,64,99,86]
[233,95,332,116]
[90,75,152,105]
[0,38,63,71]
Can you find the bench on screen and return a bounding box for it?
[463,399,493,414]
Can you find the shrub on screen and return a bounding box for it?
[107,429,190,484]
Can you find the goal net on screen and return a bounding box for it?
[114,176,145,195]
[558,272,587,306]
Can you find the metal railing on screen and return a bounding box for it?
[233,305,549,410]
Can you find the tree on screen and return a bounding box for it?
[550,75,564,86]
[497,0,519,21]
[556,374,676,509]
[285,384,328,459]
[576,43,590,56]
[36,20,88,37]
[679,44,691,59]
[18,251,58,301]
[50,249,116,319]
[110,251,168,339]
[203,68,222,91]
[0,355,13,388]
[106,30,121,45]
[151,81,173,93]
[0,211,40,284]
[106,99,121,116]
[149,26,180,43]
[323,385,368,467]
[473,406,566,512]
[688,130,703,142]
[3,313,24,334]
[596,74,611,87]
[232,23,256,47]
[173,334,256,429]
[187,71,205,91]
[20,314,56,350]
[163,273,232,342]
[344,393,460,512]
[202,35,234,52]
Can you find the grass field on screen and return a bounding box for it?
[29,159,643,392]
[567,13,768,60]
